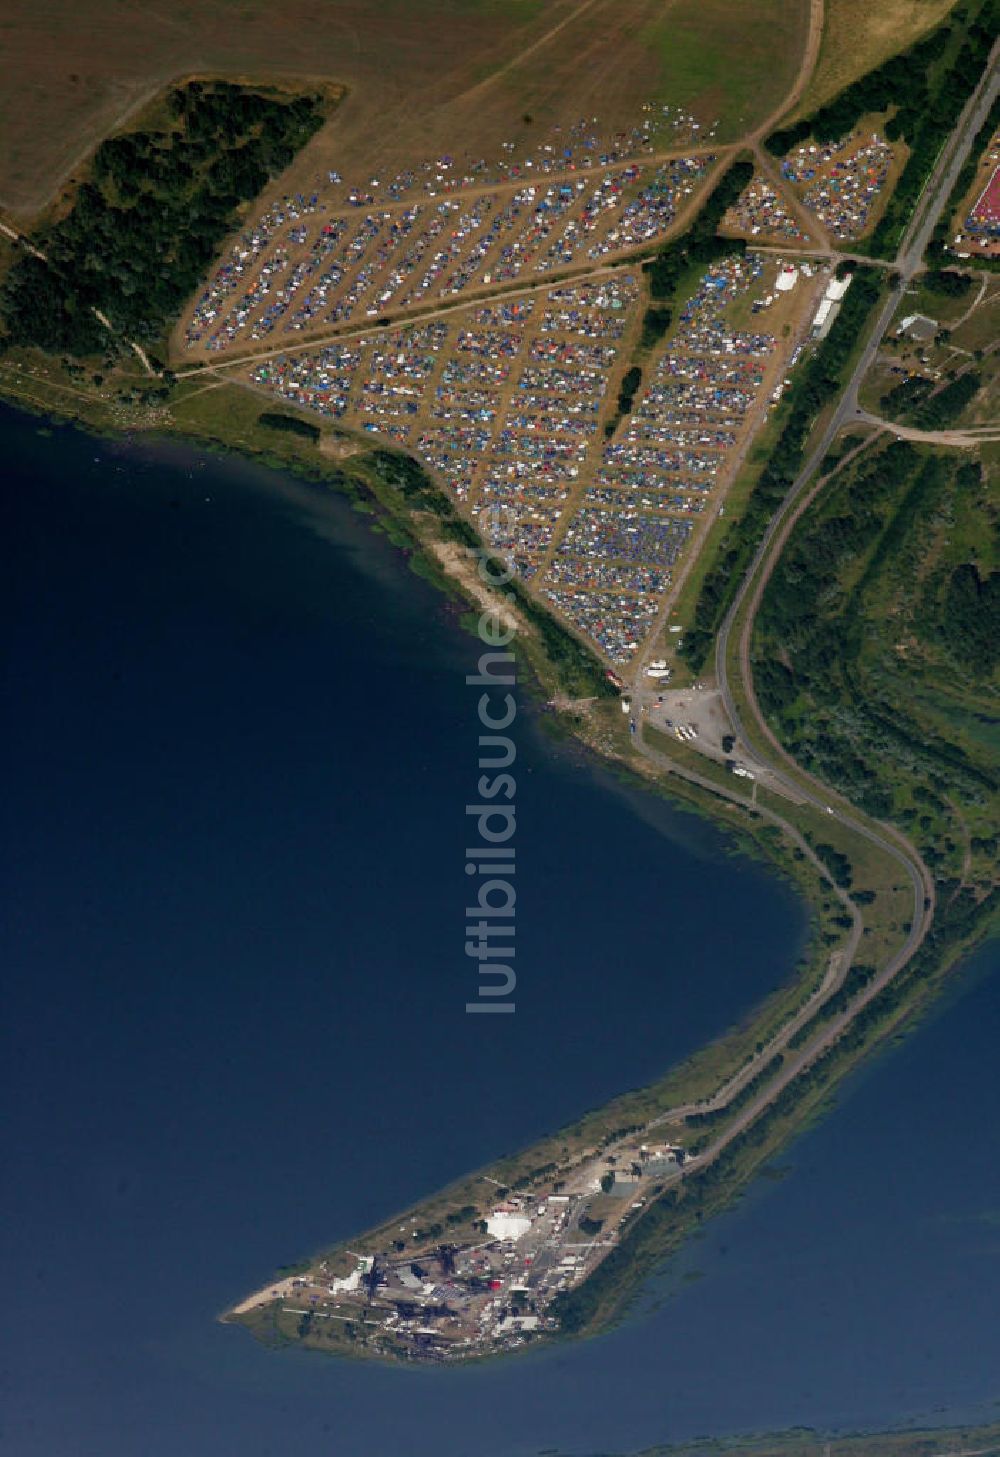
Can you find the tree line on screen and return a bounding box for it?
[753,442,996,831]
[638,158,753,349]
[767,0,998,258]
[679,267,883,672]
[927,90,1000,270]
[0,81,325,355]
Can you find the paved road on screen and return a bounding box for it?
[895,37,1000,277]
[713,37,1000,867]
[620,40,1000,1189]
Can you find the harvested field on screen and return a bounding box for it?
[1,0,810,217]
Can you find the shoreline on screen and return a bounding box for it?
[2,387,996,1366]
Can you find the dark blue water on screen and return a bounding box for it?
[1,406,997,1456]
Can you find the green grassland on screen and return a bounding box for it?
[637,0,809,138]
[861,272,999,427]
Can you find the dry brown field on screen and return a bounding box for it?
[1,0,810,218]
[795,0,958,115]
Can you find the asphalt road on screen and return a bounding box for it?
[623,41,1000,1186]
[715,38,1000,886]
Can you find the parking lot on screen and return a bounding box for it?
[243,232,820,668]
[180,105,717,356]
[781,128,895,239]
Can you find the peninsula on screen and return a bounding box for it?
[1,0,997,1366]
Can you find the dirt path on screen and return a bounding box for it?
[0,218,45,260]
[951,271,990,328]
[173,187,737,380]
[855,406,1000,448]
[603,728,867,1130]
[0,78,166,220]
[449,0,607,109]
[174,0,827,373]
[752,141,834,249]
[4,220,158,375]
[751,0,825,142]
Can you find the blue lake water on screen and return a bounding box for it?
[1,404,997,1456]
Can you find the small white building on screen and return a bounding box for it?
[329,1254,373,1296]
[812,273,854,339]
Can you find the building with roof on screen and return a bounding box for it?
[486,1209,532,1240]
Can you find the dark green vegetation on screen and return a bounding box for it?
[258,410,321,442]
[639,304,674,351]
[809,841,853,890]
[685,1052,784,1133]
[882,371,983,429]
[370,449,459,517]
[505,574,619,700]
[753,438,999,882]
[767,0,999,256]
[929,90,1000,268]
[637,157,752,354]
[923,268,974,298]
[605,365,644,437]
[941,561,1000,676]
[878,374,935,419]
[0,81,326,355]
[634,1412,1000,1456]
[367,448,615,699]
[787,963,875,1050]
[681,268,883,670]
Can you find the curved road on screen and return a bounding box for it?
[619,39,1000,1183]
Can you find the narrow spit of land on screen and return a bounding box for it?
[224,40,999,1363]
[1,0,996,1370]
